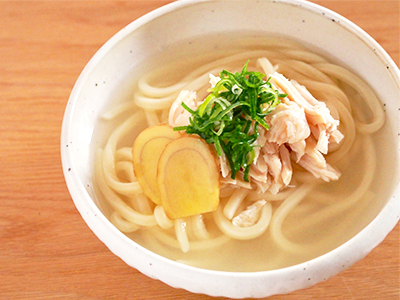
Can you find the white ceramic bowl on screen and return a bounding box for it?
[61,0,400,298]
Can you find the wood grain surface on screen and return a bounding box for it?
[0,1,398,299]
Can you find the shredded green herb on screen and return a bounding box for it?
[174,61,286,182]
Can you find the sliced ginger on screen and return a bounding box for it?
[133,125,220,219]
[132,124,181,204]
[157,137,220,219]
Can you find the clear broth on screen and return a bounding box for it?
[91,33,398,272]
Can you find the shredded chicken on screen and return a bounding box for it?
[218,151,230,178]
[279,144,292,186]
[209,73,221,88]
[232,200,266,227]
[168,67,344,194]
[265,100,310,145]
[168,90,198,127]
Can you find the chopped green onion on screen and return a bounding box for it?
[174,61,286,182]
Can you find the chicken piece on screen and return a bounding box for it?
[279,144,292,186]
[209,73,221,88]
[252,126,267,163]
[270,74,341,128]
[255,142,287,194]
[292,80,344,149]
[265,100,310,145]
[270,73,324,122]
[310,123,329,154]
[297,154,341,181]
[268,180,284,195]
[263,151,282,179]
[304,136,327,168]
[221,176,252,190]
[168,90,198,127]
[330,129,344,144]
[295,136,341,181]
[252,175,272,194]
[218,151,230,178]
[232,200,267,227]
[289,140,306,162]
[249,154,268,183]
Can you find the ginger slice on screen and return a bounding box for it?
[157,137,220,219]
[132,124,181,204]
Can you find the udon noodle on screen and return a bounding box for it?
[93,36,386,271]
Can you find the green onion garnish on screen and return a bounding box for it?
[174,61,286,182]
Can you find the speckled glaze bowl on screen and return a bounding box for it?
[61,0,400,298]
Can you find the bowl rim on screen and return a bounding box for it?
[61,0,400,297]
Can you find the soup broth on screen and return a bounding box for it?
[91,33,398,272]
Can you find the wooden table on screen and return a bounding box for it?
[1,1,398,299]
